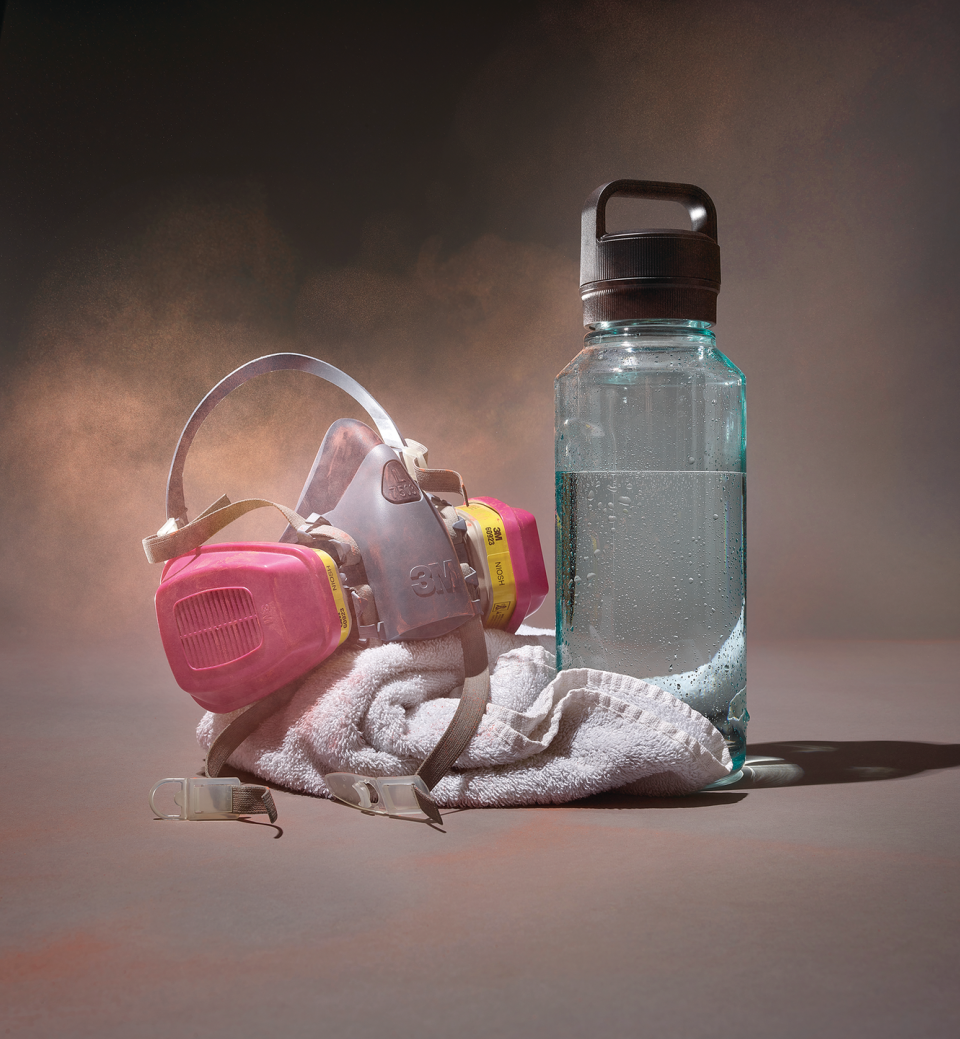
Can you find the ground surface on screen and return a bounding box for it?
[2,638,958,1038]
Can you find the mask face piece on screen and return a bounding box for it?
[285,420,478,643]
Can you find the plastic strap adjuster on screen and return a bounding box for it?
[149,777,278,823]
[323,773,442,824]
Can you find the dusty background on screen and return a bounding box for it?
[1,0,957,642]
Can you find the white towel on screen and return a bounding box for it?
[197,626,732,805]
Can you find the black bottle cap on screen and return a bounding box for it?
[580,180,721,327]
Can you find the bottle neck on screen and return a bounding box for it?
[584,318,715,347]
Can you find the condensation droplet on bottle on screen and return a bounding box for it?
[687,456,695,464]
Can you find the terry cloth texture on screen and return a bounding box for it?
[196,626,732,805]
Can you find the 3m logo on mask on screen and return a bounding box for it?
[410,560,461,597]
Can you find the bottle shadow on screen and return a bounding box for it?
[564,740,960,810]
[734,740,960,788]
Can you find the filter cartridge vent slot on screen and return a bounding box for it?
[174,587,263,669]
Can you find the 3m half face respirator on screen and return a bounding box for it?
[145,354,547,824]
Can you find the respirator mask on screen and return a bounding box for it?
[145,354,548,824]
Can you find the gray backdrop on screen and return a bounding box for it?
[1,0,957,642]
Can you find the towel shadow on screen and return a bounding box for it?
[207,741,960,817]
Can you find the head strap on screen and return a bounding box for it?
[164,353,406,526]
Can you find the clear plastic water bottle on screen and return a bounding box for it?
[556,180,747,772]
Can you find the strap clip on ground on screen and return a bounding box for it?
[324,772,442,824]
[149,776,278,823]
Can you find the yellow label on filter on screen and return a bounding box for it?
[312,549,351,644]
[458,501,517,629]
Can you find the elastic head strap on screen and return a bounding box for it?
[165,353,406,526]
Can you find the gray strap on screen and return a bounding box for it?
[416,615,490,790]
[203,621,488,826]
[231,785,278,823]
[202,678,305,825]
[143,496,309,564]
[203,620,488,791]
[165,353,406,526]
[415,465,468,502]
[204,678,304,779]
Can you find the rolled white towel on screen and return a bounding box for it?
[197,625,732,806]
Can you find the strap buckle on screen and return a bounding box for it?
[149,776,278,823]
[324,772,442,824]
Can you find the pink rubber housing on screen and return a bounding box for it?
[156,542,344,713]
[471,497,549,632]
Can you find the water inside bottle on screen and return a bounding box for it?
[556,469,747,768]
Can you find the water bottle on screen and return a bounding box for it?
[556,180,747,772]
